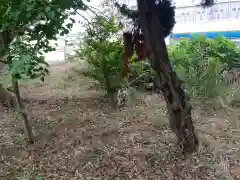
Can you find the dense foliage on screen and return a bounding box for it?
[0,0,89,80]
[78,15,125,97]
[169,35,240,99]
[127,35,240,99]
[77,14,160,94]
[0,0,89,142]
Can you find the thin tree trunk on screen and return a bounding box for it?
[12,77,34,144]
[137,0,198,153]
[0,84,16,107]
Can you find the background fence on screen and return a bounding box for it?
[44,33,82,63]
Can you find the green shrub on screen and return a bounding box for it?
[168,35,240,100]
[77,15,125,97]
[128,61,158,90]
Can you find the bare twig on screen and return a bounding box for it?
[87,5,107,17]
[75,11,92,30]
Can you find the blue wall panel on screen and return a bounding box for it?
[170,31,240,40]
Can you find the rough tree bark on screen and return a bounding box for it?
[12,77,34,144]
[137,0,198,153]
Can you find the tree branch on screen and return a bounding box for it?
[87,5,106,17]
[75,11,92,29]
[0,60,7,64]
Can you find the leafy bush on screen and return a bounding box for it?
[77,15,124,97]
[128,61,158,91]
[9,36,49,81]
[168,35,240,99]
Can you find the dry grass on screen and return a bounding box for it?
[0,61,240,180]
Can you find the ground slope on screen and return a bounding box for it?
[0,62,240,180]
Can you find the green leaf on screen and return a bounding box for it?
[22,55,32,62]
[45,6,51,12]
[47,11,55,19]
[14,73,22,80]
[1,0,88,82]
[5,7,11,15]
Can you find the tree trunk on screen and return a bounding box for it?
[137,0,198,153]
[0,84,17,108]
[12,77,34,144]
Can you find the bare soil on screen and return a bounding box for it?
[0,61,240,180]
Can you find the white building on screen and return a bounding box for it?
[170,0,240,45]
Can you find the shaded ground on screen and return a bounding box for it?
[0,61,240,180]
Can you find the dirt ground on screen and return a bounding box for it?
[0,61,240,180]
